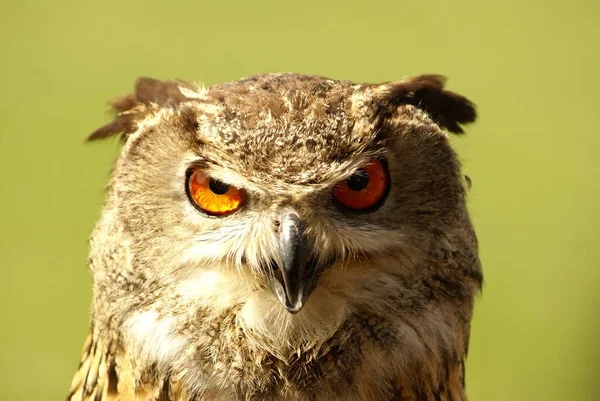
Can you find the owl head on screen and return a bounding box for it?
[87,74,481,354]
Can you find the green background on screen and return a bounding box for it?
[1,0,598,400]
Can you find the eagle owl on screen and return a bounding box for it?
[67,73,482,401]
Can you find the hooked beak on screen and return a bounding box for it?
[268,212,320,314]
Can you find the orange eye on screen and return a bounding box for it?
[187,168,244,216]
[332,160,390,211]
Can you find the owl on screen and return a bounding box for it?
[67,73,482,401]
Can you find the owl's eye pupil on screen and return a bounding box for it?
[346,169,369,191]
[208,178,230,195]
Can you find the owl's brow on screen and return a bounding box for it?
[186,157,267,193]
[187,157,217,169]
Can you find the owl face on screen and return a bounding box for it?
[71,73,481,400]
[96,74,475,321]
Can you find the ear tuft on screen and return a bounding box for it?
[384,74,476,134]
[87,77,198,141]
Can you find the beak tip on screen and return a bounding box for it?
[268,277,308,314]
[283,298,305,314]
[276,297,305,313]
[284,304,304,314]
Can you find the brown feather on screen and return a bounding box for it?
[67,330,193,401]
[381,75,476,134]
[87,77,198,142]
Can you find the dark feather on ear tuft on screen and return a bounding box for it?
[382,75,476,134]
[87,77,197,141]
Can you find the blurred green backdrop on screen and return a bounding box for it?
[1,0,598,400]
